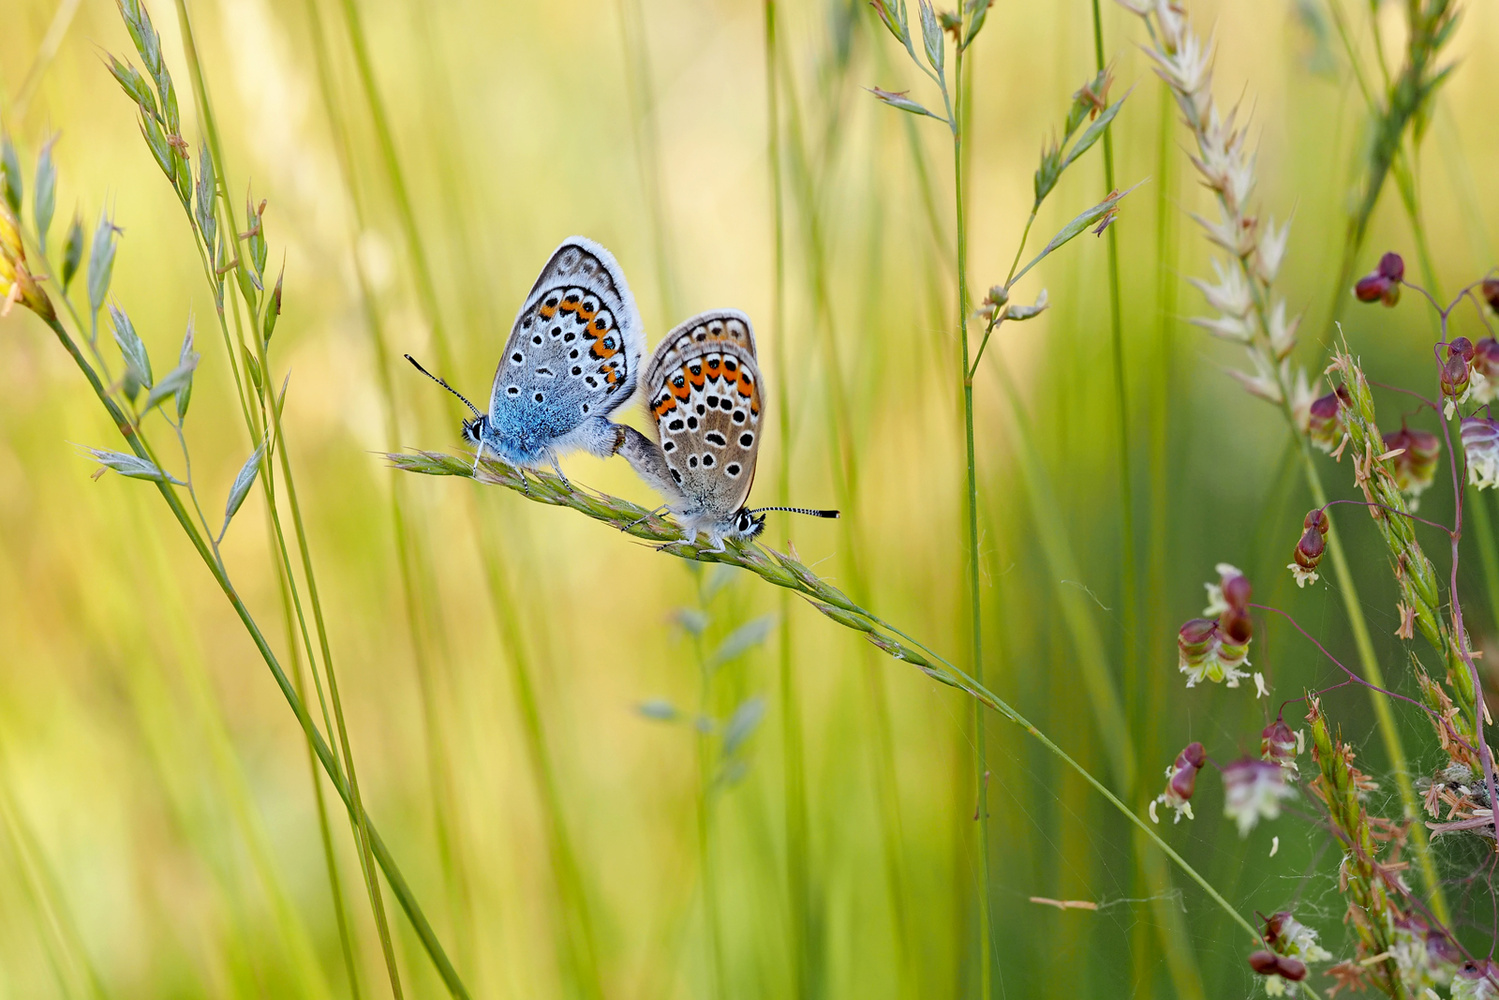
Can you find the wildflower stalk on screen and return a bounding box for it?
[763,5,813,996]
[1306,698,1406,998]
[1330,346,1476,729]
[391,450,1262,944]
[1124,0,1445,920]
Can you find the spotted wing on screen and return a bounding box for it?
[644,309,757,399]
[645,338,762,522]
[488,237,645,434]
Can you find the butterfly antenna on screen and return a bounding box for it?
[746,505,840,519]
[405,354,481,417]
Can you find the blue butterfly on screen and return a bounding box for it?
[408,236,645,474]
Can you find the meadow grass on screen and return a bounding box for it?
[2,0,1499,998]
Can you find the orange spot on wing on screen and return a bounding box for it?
[538,302,558,320]
[687,363,706,389]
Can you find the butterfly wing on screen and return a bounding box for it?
[486,237,644,463]
[646,336,763,526]
[644,309,757,396]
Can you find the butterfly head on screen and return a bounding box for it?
[461,414,488,446]
[732,508,767,540]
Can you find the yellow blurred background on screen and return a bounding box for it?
[1,0,1497,997]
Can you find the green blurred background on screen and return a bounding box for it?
[1,0,1498,997]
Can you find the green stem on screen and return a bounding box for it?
[764,5,812,997]
[950,38,992,999]
[1089,1,1137,705]
[693,629,726,1000]
[304,0,476,964]
[170,0,406,985]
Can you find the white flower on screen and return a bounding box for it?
[1287,562,1319,588]
[1254,672,1269,698]
[1189,256,1253,317]
[1223,758,1294,836]
[1191,311,1252,342]
[1256,216,1291,285]
[1266,298,1301,361]
[1287,368,1317,436]
[1462,417,1499,490]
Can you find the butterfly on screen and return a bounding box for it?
[407,236,645,475]
[619,309,838,550]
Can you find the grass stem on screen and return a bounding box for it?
[949,37,994,999]
[763,5,813,996]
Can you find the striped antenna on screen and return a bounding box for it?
[405,354,481,418]
[745,505,840,519]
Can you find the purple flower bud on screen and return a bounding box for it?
[1354,273,1389,303]
[1274,956,1308,982]
[1177,618,1250,688]
[1248,951,1281,975]
[1484,278,1499,315]
[1475,337,1499,381]
[1383,426,1441,506]
[1181,741,1206,768]
[1152,741,1207,823]
[1450,336,1476,364]
[1307,391,1347,453]
[1303,508,1330,536]
[1442,355,1471,399]
[1377,251,1405,282]
[1294,527,1324,568]
[1261,719,1298,771]
[1222,573,1251,612]
[1220,606,1252,645]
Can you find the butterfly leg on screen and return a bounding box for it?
[548,454,572,490]
[622,504,668,533]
